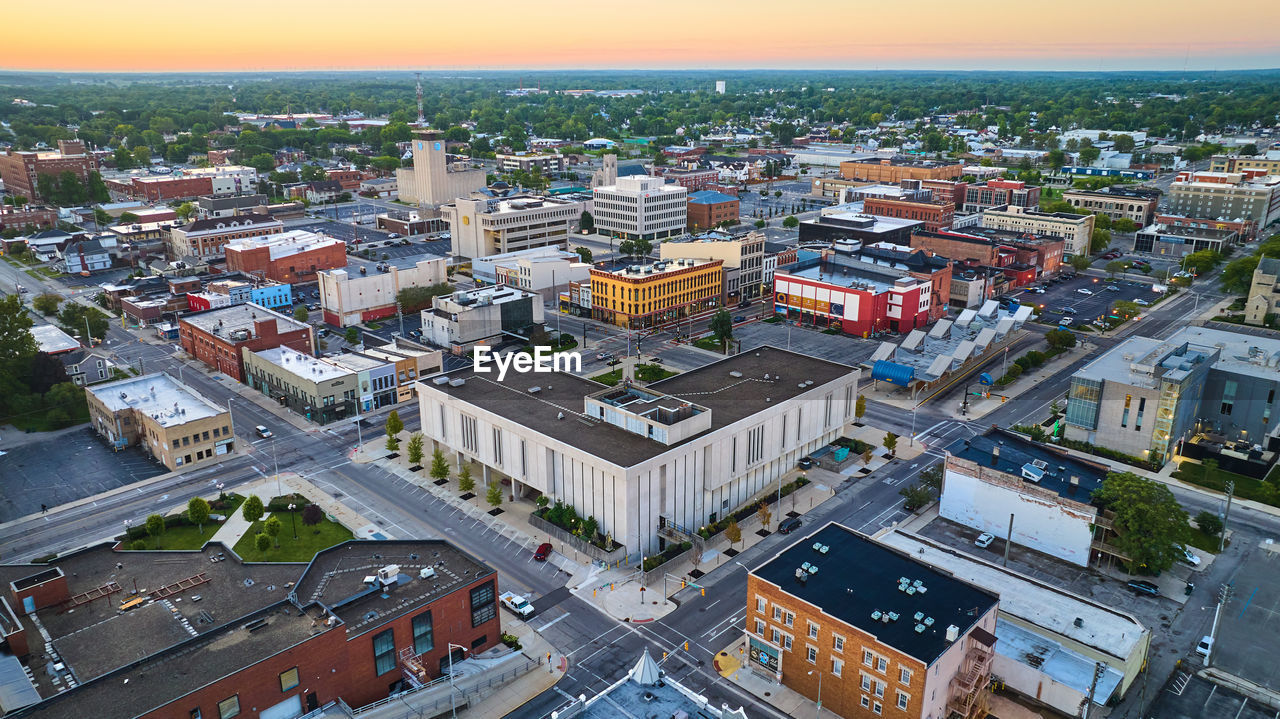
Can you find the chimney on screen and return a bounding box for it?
[991,443,1000,465]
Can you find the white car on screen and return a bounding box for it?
[500,591,535,618]
[1059,317,1073,326]
[1180,547,1201,566]
[974,532,996,548]
[1196,635,1214,658]
[1076,288,1093,295]
[1136,299,1151,306]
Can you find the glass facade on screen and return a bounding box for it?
[1065,377,1102,429]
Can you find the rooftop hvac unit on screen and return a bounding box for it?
[377,565,401,585]
[946,625,960,642]
[432,376,450,385]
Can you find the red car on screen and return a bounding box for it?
[534,543,553,561]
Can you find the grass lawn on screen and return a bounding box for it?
[693,337,724,352]
[592,369,622,386]
[1173,462,1279,507]
[592,363,677,386]
[232,511,354,562]
[1185,527,1226,554]
[122,522,223,550]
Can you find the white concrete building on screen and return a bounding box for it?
[979,205,1095,257]
[442,194,586,260]
[938,428,1113,568]
[421,285,544,351]
[471,246,589,293]
[414,347,859,554]
[397,129,487,207]
[318,258,448,327]
[592,175,688,241]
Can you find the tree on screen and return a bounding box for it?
[293,305,309,322]
[1113,218,1138,233]
[396,283,453,313]
[618,239,636,257]
[1112,134,1135,153]
[92,207,113,227]
[176,202,197,221]
[457,464,475,493]
[579,210,594,231]
[486,482,503,508]
[883,432,898,456]
[632,238,653,257]
[900,484,932,511]
[145,514,166,547]
[709,308,734,349]
[118,212,140,224]
[242,494,265,523]
[1184,250,1223,275]
[1201,458,1218,486]
[919,463,943,495]
[1221,255,1261,294]
[1068,255,1092,272]
[302,503,324,528]
[1046,149,1066,171]
[345,326,360,345]
[264,515,282,547]
[854,394,867,422]
[385,410,403,451]
[1045,328,1077,349]
[1079,146,1101,166]
[754,219,766,228]
[1090,228,1112,253]
[725,518,742,548]
[756,502,772,531]
[187,496,211,533]
[1195,510,1224,538]
[430,448,450,482]
[574,246,592,263]
[32,293,62,315]
[1114,300,1141,319]
[1105,260,1130,278]
[782,215,799,228]
[1093,471,1190,573]
[255,533,272,553]
[407,432,424,465]
[57,304,109,343]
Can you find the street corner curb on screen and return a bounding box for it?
[629,617,655,624]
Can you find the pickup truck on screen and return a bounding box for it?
[500,591,535,618]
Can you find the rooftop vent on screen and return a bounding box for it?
[528,386,542,394]
[448,378,466,387]
[945,625,960,642]
[729,371,743,378]
[1074,617,1084,628]
[914,624,926,633]
[433,376,450,385]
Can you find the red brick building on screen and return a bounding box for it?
[909,228,1063,286]
[918,178,968,208]
[0,204,58,232]
[0,140,97,201]
[3,540,502,719]
[654,167,719,191]
[961,179,1041,214]
[862,197,954,232]
[224,229,347,284]
[326,168,363,190]
[1156,213,1257,241]
[687,190,740,229]
[179,302,314,380]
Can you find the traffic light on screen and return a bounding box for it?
[701,588,706,596]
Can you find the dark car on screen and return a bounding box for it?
[534,542,553,561]
[797,457,814,470]
[1127,580,1160,597]
[778,517,802,534]
[733,315,746,323]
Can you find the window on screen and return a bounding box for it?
[897,691,910,710]
[807,621,819,639]
[876,657,888,673]
[832,657,844,677]
[771,628,782,645]
[832,634,844,653]
[873,701,882,715]
[874,680,885,698]
[756,596,767,614]
[279,667,299,692]
[863,649,874,667]
[861,675,872,692]
[806,646,817,664]
[190,710,202,719]
[773,606,782,621]
[900,668,912,685]
[373,629,396,676]
[755,619,766,635]
[861,696,870,708]
[413,610,434,654]
[782,634,793,650]
[470,581,497,627]
[217,696,240,719]
[784,612,794,628]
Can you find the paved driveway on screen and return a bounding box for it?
[1022,274,1164,329]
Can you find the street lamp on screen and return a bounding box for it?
[807,669,823,719]
[447,643,470,719]
[216,482,225,501]
[287,503,297,540]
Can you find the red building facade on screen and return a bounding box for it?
[862,196,955,232]
[773,262,930,336]
[224,232,347,283]
[179,303,314,381]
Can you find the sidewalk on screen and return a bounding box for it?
[948,341,1092,421]
[714,636,841,719]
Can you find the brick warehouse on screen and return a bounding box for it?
[686,190,740,230]
[224,229,347,284]
[747,523,999,719]
[179,302,314,381]
[3,540,502,719]
[861,196,954,232]
[0,141,97,201]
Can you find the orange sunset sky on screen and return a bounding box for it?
[5,0,1279,72]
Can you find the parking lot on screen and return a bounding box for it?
[288,219,390,245]
[730,317,883,366]
[1208,542,1280,690]
[1016,273,1164,329]
[0,427,167,522]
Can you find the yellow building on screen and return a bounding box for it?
[1209,153,1280,175]
[85,373,235,471]
[590,258,723,329]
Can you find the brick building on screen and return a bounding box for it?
[105,166,258,202]
[919,179,969,208]
[0,140,97,201]
[862,196,954,232]
[653,167,719,192]
[748,522,999,719]
[2,540,501,719]
[84,373,234,471]
[909,228,1064,283]
[774,252,934,336]
[1061,186,1161,226]
[960,179,1041,214]
[686,190,740,230]
[168,214,285,261]
[0,204,58,232]
[325,168,363,190]
[224,229,347,283]
[839,157,963,183]
[179,302,314,381]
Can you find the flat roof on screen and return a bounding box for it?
[295,540,494,636]
[591,258,720,280]
[86,373,226,427]
[946,428,1108,502]
[806,212,922,234]
[1138,223,1237,240]
[782,258,913,294]
[180,302,310,339]
[876,530,1146,659]
[30,324,79,354]
[325,352,390,373]
[418,346,854,467]
[224,229,344,260]
[253,345,349,382]
[1076,326,1280,386]
[752,523,998,665]
[687,190,739,204]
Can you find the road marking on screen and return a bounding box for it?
[537,612,570,632]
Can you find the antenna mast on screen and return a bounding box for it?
[415,72,425,125]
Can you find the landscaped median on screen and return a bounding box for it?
[117,494,244,551]
[232,493,354,562]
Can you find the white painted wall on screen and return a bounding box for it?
[938,468,1095,567]
[991,652,1087,715]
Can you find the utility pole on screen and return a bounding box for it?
[1081,661,1106,719]
[1220,480,1234,553]
[1206,583,1233,667]
[84,315,92,347]
[1002,513,1014,567]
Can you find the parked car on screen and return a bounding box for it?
[1103,285,1120,292]
[388,233,401,239]
[1127,579,1161,597]
[499,591,535,618]
[1179,546,1201,566]
[318,328,328,337]
[1059,317,1073,326]
[797,457,814,470]
[534,542,553,561]
[974,532,995,548]
[1136,299,1151,306]
[1061,306,1078,314]
[778,517,802,534]
[1196,635,1214,658]
[733,315,746,323]
[255,425,273,439]
[596,352,614,361]
[1076,288,1093,295]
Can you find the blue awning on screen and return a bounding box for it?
[871,360,915,387]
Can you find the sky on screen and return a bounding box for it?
[6,0,1280,73]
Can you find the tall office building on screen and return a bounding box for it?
[397,129,487,207]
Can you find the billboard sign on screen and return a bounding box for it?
[748,634,782,680]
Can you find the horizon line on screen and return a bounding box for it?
[3,66,1280,76]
